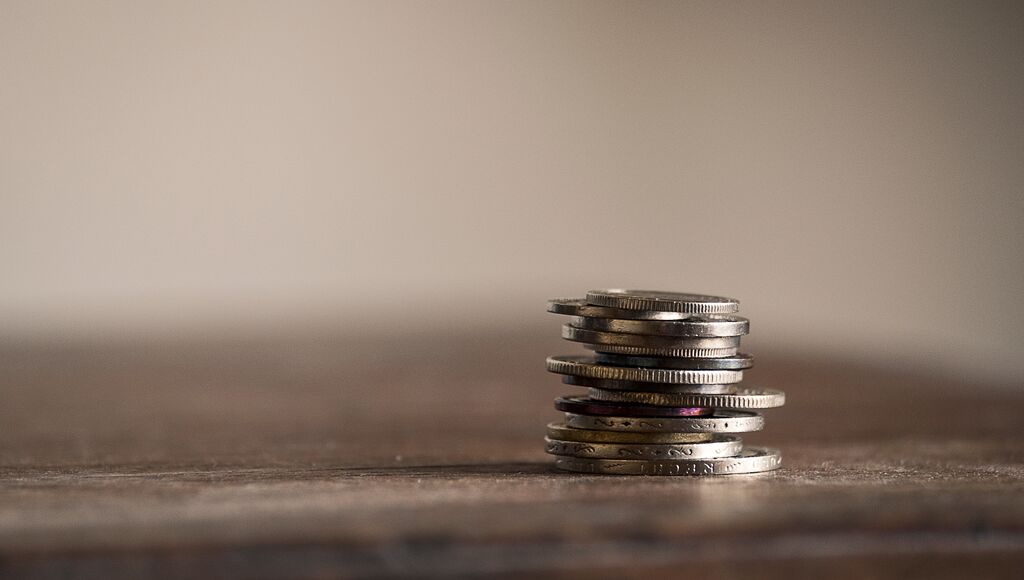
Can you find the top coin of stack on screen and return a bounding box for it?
[544,289,784,475]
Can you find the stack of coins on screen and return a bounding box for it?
[544,289,784,475]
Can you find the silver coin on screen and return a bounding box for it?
[586,289,740,314]
[588,387,786,409]
[552,447,781,476]
[563,325,741,350]
[547,355,743,385]
[556,395,716,418]
[594,352,754,370]
[545,422,714,444]
[569,315,748,338]
[561,375,737,394]
[549,299,746,331]
[563,410,764,433]
[585,343,739,358]
[544,435,743,460]
[548,298,701,321]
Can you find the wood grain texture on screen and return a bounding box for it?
[1,329,1022,578]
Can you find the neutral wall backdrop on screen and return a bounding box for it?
[1,1,1022,382]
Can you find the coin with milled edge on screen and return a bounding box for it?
[544,435,742,460]
[587,387,786,409]
[546,290,784,476]
[563,325,741,350]
[546,355,743,385]
[585,343,739,357]
[556,396,715,417]
[552,447,781,475]
[545,422,714,443]
[594,352,754,370]
[586,289,740,314]
[548,298,701,321]
[562,410,765,433]
[562,375,737,394]
[569,315,748,337]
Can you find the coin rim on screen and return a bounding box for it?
[563,325,741,349]
[552,447,781,475]
[548,298,702,321]
[562,410,765,433]
[544,435,743,459]
[586,289,740,314]
[569,315,749,338]
[547,355,744,385]
[587,387,787,409]
[545,422,714,443]
[593,352,754,370]
[556,395,715,417]
[562,375,737,394]
[585,343,740,357]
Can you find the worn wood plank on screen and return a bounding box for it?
[1,330,1022,578]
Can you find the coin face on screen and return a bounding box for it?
[587,387,786,409]
[594,352,754,370]
[551,447,781,475]
[544,435,743,460]
[546,355,744,385]
[586,289,740,314]
[562,410,765,433]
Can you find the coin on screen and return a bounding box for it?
[555,396,716,417]
[552,447,781,475]
[593,352,754,370]
[548,298,699,321]
[563,325,741,350]
[586,289,740,314]
[545,422,713,443]
[585,343,739,357]
[563,410,764,433]
[587,387,786,409]
[569,315,748,338]
[561,375,737,394]
[544,435,742,460]
[546,355,744,385]
[547,290,783,476]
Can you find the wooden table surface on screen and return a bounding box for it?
[1,329,1022,578]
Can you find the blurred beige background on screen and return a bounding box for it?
[1,1,1021,382]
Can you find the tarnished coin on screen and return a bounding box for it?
[585,343,739,357]
[546,355,743,385]
[594,352,754,370]
[586,289,740,314]
[561,375,736,394]
[544,435,742,460]
[563,410,765,433]
[548,298,699,321]
[555,396,715,418]
[587,387,787,409]
[552,447,781,476]
[546,422,713,443]
[569,315,748,338]
[563,325,741,350]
